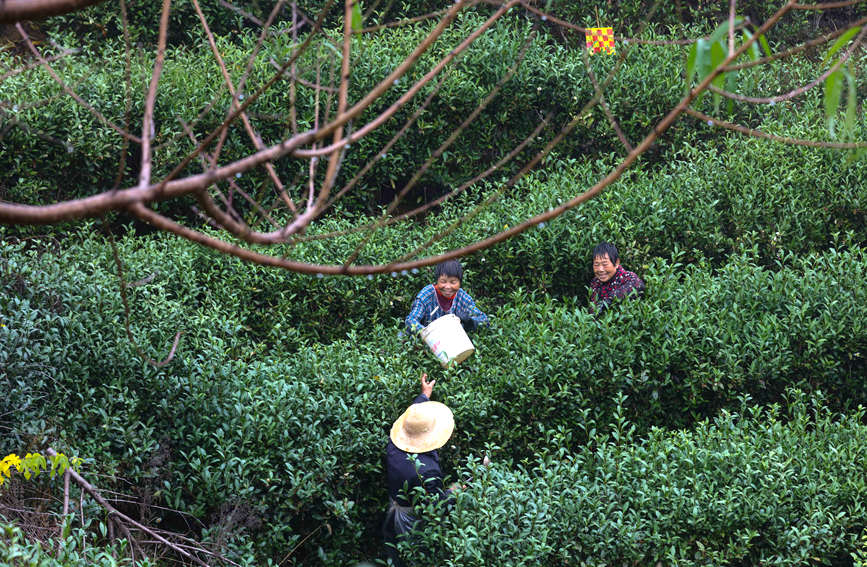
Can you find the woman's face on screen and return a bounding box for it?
[593,254,619,283]
[435,275,461,298]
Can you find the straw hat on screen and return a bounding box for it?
[390,402,455,453]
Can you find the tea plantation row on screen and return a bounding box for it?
[2,11,847,215]
[4,393,867,566]
[411,391,867,567]
[40,0,863,55]
[3,232,867,564]
[4,127,860,350]
[1,14,682,209]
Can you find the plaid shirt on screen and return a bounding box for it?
[589,265,645,314]
[405,284,489,333]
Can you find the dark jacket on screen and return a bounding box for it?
[385,394,447,506]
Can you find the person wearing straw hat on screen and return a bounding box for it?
[383,372,457,566]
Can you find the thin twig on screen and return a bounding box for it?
[709,25,866,104]
[357,7,451,33]
[138,0,172,190]
[0,48,79,83]
[687,108,867,148]
[269,58,340,91]
[726,15,867,71]
[218,0,264,25]
[125,272,158,288]
[583,52,633,152]
[279,525,323,566]
[290,2,299,137]
[107,231,183,367]
[45,449,210,567]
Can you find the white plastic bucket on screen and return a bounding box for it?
[420,313,475,367]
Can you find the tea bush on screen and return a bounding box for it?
[7,11,849,216]
[0,521,150,567]
[0,14,684,212]
[3,123,866,350]
[266,135,866,303]
[4,3,867,565]
[410,390,867,566]
[856,529,867,567]
[39,0,861,48]
[464,247,867,444]
[4,225,867,563]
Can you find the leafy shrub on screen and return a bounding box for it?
[855,528,867,567]
[411,390,867,566]
[39,0,863,49]
[0,15,679,209]
[440,247,867,454]
[7,11,842,216]
[3,4,867,565]
[4,225,867,563]
[3,114,866,346]
[0,521,149,567]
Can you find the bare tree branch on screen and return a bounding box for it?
[138,0,172,190]
[44,448,213,567]
[191,0,298,215]
[711,24,866,104]
[2,0,862,279]
[687,108,867,148]
[0,0,107,23]
[342,30,537,267]
[729,0,737,56]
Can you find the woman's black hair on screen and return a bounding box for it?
[434,260,463,282]
[592,242,619,264]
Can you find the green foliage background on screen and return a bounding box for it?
[2,1,867,566]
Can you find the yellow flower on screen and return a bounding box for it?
[1,454,22,470]
[1,454,22,485]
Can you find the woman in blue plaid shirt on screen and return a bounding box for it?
[405,260,489,334]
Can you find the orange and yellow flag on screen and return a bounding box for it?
[585,27,615,55]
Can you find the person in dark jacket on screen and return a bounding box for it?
[589,242,645,314]
[383,372,456,566]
